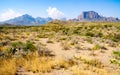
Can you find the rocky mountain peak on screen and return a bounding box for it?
[77,11,101,20]
[76,11,119,22]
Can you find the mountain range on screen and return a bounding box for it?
[74,11,119,22]
[1,14,53,26]
[0,11,120,26]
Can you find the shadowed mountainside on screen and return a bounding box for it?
[74,11,119,22]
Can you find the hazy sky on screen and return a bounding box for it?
[0,0,120,21]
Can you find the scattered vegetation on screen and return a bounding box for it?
[110,51,120,66]
[113,51,120,57]
[0,21,120,75]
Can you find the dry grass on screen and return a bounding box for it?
[0,58,17,75]
[0,22,120,75]
[0,51,73,75]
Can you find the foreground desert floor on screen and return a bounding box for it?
[0,21,120,75]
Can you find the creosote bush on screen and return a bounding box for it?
[10,41,36,55]
[24,41,36,52]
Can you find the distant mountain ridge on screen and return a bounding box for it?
[1,11,120,26]
[2,14,53,25]
[74,11,120,22]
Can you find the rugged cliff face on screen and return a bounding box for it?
[76,11,119,22]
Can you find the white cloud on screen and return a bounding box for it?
[46,7,65,19]
[0,9,22,21]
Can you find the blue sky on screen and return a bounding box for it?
[0,0,120,21]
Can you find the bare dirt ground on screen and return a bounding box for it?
[16,37,120,75]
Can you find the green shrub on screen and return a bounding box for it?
[12,41,24,48]
[61,28,70,35]
[110,59,120,66]
[96,32,103,37]
[92,44,101,50]
[113,51,120,57]
[85,31,95,37]
[24,41,36,52]
[100,46,107,50]
[112,34,120,42]
[91,44,101,55]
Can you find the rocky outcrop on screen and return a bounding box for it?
[75,11,120,22]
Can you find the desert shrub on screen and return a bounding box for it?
[37,43,54,57]
[46,39,54,43]
[70,39,78,45]
[59,36,67,40]
[100,46,107,50]
[63,46,70,50]
[0,40,11,46]
[61,27,70,35]
[110,59,120,66]
[37,34,47,38]
[84,31,95,37]
[24,41,36,52]
[86,37,93,44]
[37,32,54,38]
[96,32,103,37]
[91,44,101,55]
[112,34,120,42]
[74,56,104,68]
[10,42,25,55]
[10,41,36,55]
[104,33,120,42]
[26,32,30,35]
[51,58,76,70]
[12,41,24,48]
[75,45,82,50]
[71,66,93,75]
[110,51,120,66]
[84,59,104,68]
[112,51,120,60]
[61,42,71,50]
[0,51,5,57]
[73,26,82,35]
[92,44,101,50]
[38,48,54,57]
[113,51,120,57]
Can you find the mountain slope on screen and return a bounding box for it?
[76,11,119,22]
[3,14,53,25]
[35,17,53,25]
